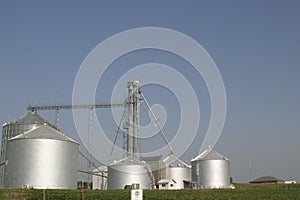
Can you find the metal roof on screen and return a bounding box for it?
[250,176,284,183]
[8,111,57,129]
[12,111,48,124]
[9,125,78,143]
[110,157,147,166]
[157,179,176,184]
[191,146,229,162]
[163,154,191,168]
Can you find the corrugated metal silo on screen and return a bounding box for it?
[4,125,78,189]
[163,154,191,189]
[2,111,56,142]
[107,157,152,189]
[0,112,56,186]
[191,146,231,189]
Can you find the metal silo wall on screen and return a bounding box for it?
[0,123,36,187]
[169,167,191,189]
[191,161,199,183]
[107,164,151,189]
[4,138,78,189]
[1,122,36,162]
[199,160,230,189]
[0,113,57,187]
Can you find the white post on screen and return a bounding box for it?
[131,183,143,200]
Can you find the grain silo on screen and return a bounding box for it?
[162,154,191,189]
[0,111,57,186]
[4,124,78,189]
[107,157,152,189]
[191,146,231,189]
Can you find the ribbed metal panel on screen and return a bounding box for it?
[107,157,152,189]
[0,112,56,187]
[191,161,199,183]
[198,159,230,188]
[191,147,231,189]
[169,167,191,189]
[3,125,78,189]
[162,154,191,189]
[2,112,56,139]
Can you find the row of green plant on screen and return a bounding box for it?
[0,184,299,200]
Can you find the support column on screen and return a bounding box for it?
[126,81,141,158]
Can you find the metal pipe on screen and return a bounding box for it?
[140,93,174,154]
[78,169,107,178]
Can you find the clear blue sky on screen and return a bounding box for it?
[0,1,299,183]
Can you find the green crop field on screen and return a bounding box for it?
[0,184,299,200]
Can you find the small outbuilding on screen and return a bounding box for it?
[249,176,284,184]
[285,180,297,184]
[157,179,177,190]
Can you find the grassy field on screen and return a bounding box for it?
[0,184,299,200]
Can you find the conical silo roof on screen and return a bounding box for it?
[9,125,78,143]
[110,156,147,166]
[163,154,190,168]
[191,146,229,162]
[9,111,57,129]
[13,111,47,124]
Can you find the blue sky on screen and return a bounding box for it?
[0,1,299,183]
